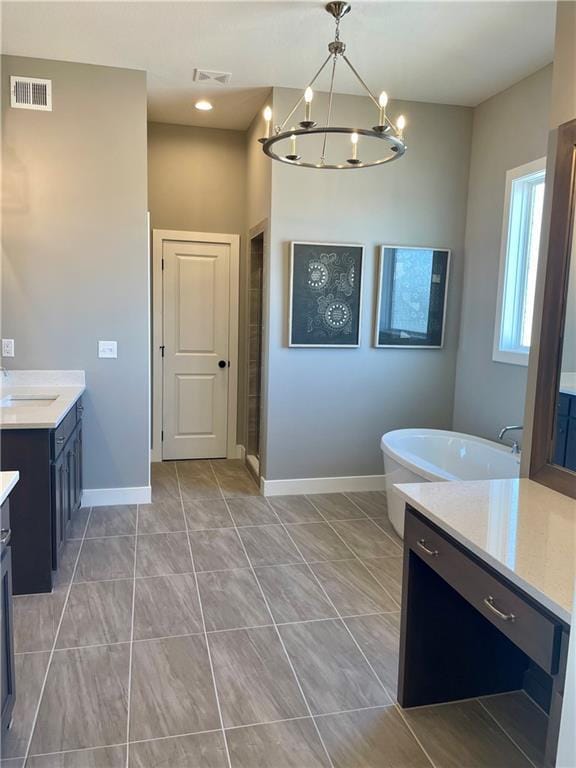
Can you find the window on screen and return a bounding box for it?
[493,158,546,365]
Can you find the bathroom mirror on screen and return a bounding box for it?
[530,118,576,498]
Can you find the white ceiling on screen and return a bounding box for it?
[1,1,556,130]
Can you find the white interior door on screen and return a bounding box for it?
[162,239,230,459]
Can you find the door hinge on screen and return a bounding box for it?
[161,258,165,271]
[160,345,165,358]
[161,430,164,441]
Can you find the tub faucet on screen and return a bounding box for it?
[498,425,523,454]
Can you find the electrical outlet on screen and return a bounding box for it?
[98,340,117,359]
[2,339,14,357]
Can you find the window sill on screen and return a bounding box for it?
[493,349,530,366]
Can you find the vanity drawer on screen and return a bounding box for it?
[52,406,78,457]
[405,509,563,674]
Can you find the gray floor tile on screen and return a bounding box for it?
[346,491,388,519]
[372,516,403,547]
[30,644,130,755]
[133,573,202,640]
[330,520,402,558]
[13,593,66,652]
[285,523,351,562]
[480,691,548,768]
[197,568,271,631]
[239,525,303,567]
[136,532,193,576]
[310,560,399,615]
[178,471,221,501]
[218,473,260,498]
[403,699,533,768]
[226,497,279,526]
[129,732,227,768]
[129,635,219,741]
[189,528,249,571]
[86,506,136,537]
[27,746,126,768]
[68,508,90,540]
[255,564,337,624]
[151,462,179,500]
[178,459,214,477]
[361,556,403,605]
[53,539,82,593]
[226,719,331,768]
[74,537,135,582]
[137,498,186,534]
[279,619,390,714]
[209,626,307,727]
[344,612,401,696]
[56,580,133,648]
[184,499,233,531]
[316,707,431,768]
[0,759,24,767]
[1,652,49,759]
[268,496,323,523]
[308,493,366,520]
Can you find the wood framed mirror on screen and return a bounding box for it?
[530,118,576,498]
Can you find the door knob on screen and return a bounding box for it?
[218,360,227,369]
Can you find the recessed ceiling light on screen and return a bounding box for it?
[195,100,213,111]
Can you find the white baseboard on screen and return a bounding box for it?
[235,444,246,460]
[260,474,386,497]
[82,485,151,508]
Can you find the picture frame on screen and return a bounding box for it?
[374,245,451,348]
[289,241,364,348]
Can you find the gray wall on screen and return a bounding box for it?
[148,122,246,234]
[1,56,150,490]
[263,88,473,480]
[452,66,553,442]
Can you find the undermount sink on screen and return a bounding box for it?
[0,395,58,408]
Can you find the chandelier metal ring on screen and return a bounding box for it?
[262,126,406,170]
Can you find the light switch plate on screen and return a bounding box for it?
[2,339,15,357]
[98,340,117,359]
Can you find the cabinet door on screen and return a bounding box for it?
[51,452,66,570]
[565,418,576,471]
[1,545,15,731]
[553,416,568,466]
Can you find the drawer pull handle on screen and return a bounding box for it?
[483,595,515,623]
[417,538,438,557]
[56,437,65,444]
[0,528,11,546]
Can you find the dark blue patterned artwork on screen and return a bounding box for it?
[289,242,363,346]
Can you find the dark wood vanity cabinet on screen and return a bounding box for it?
[399,505,569,768]
[1,399,83,594]
[1,500,15,733]
[554,393,576,471]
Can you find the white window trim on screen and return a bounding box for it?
[493,156,546,366]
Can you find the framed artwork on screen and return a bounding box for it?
[375,245,450,348]
[289,242,364,347]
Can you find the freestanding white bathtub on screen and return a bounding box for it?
[380,428,521,538]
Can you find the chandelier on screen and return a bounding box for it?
[259,2,407,170]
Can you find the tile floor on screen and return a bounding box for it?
[1,460,547,768]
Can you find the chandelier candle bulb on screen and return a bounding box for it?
[378,91,388,126]
[291,132,297,156]
[396,114,406,139]
[263,106,272,138]
[351,132,358,160]
[304,87,313,122]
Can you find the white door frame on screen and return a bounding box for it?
[151,229,240,463]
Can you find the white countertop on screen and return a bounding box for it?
[560,372,576,397]
[394,478,576,625]
[0,370,85,430]
[0,471,19,505]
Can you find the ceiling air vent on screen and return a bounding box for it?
[10,76,52,111]
[193,69,231,85]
